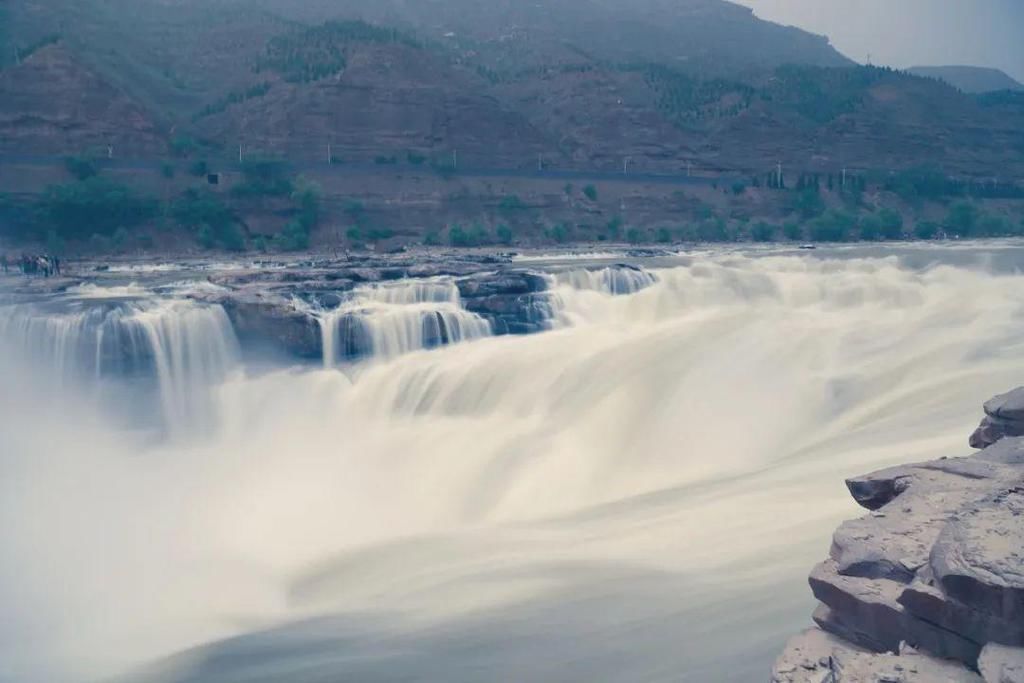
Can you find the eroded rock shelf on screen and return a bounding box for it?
[773,389,1024,682]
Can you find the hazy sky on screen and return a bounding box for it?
[734,0,1024,82]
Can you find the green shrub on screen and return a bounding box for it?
[783,222,804,241]
[38,177,158,240]
[232,157,292,196]
[583,185,598,201]
[496,224,514,245]
[188,160,209,177]
[64,155,99,181]
[809,210,856,242]
[160,162,175,179]
[858,213,882,241]
[626,227,645,244]
[792,186,825,219]
[878,207,904,240]
[945,202,979,237]
[548,223,572,243]
[914,221,940,240]
[751,222,776,242]
[696,218,728,242]
[499,195,527,212]
[606,216,623,240]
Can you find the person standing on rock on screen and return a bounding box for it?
[0,254,8,274]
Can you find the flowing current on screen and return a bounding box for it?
[1,249,1022,683]
[318,280,492,366]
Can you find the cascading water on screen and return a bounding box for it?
[3,248,1024,683]
[0,294,239,434]
[318,279,492,366]
[551,265,659,295]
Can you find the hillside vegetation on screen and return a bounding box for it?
[0,0,1022,252]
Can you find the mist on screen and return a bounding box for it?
[2,250,1023,682]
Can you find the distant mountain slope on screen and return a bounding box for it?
[197,31,553,166]
[907,66,1024,94]
[240,0,852,74]
[1,1,1022,179]
[0,43,166,155]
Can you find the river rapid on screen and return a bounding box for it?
[1,243,1023,683]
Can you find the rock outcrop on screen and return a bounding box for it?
[773,389,1024,683]
[970,388,1024,449]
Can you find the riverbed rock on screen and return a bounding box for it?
[772,628,982,683]
[979,644,1024,683]
[970,388,1024,448]
[775,387,1024,681]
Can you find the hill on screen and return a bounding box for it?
[907,65,1024,94]
[0,43,166,156]
[0,1,1021,179]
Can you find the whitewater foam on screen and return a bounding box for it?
[2,251,1023,683]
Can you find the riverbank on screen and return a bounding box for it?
[773,389,1024,682]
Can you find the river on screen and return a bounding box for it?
[1,242,1022,682]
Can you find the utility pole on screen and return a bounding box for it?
[623,157,631,175]
[452,149,457,170]
[13,47,20,65]
[107,145,113,159]
[327,143,332,165]
[842,167,847,189]
[239,145,244,163]
[777,161,782,186]
[538,153,543,172]
[687,162,692,178]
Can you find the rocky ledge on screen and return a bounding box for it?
[773,388,1024,683]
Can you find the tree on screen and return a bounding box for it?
[496,224,514,245]
[793,186,825,219]
[858,214,882,241]
[64,155,99,181]
[188,159,209,177]
[878,207,904,240]
[39,177,158,240]
[606,216,623,241]
[914,221,939,240]
[626,227,644,244]
[697,218,728,242]
[583,185,598,201]
[946,202,979,237]
[233,157,292,196]
[809,210,855,242]
[751,221,776,242]
[160,162,175,179]
[783,222,804,241]
[548,223,572,243]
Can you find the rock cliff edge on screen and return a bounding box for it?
[773,388,1024,683]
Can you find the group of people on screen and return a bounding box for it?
[1,254,62,277]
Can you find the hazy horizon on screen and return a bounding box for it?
[735,0,1024,83]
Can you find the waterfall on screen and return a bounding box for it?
[0,297,239,434]
[5,249,1024,683]
[127,301,240,435]
[552,266,658,295]
[318,280,492,367]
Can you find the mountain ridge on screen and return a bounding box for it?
[907,65,1024,94]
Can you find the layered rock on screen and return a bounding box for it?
[970,388,1024,448]
[773,390,1024,683]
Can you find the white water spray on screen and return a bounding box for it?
[318,280,491,366]
[2,251,1023,683]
